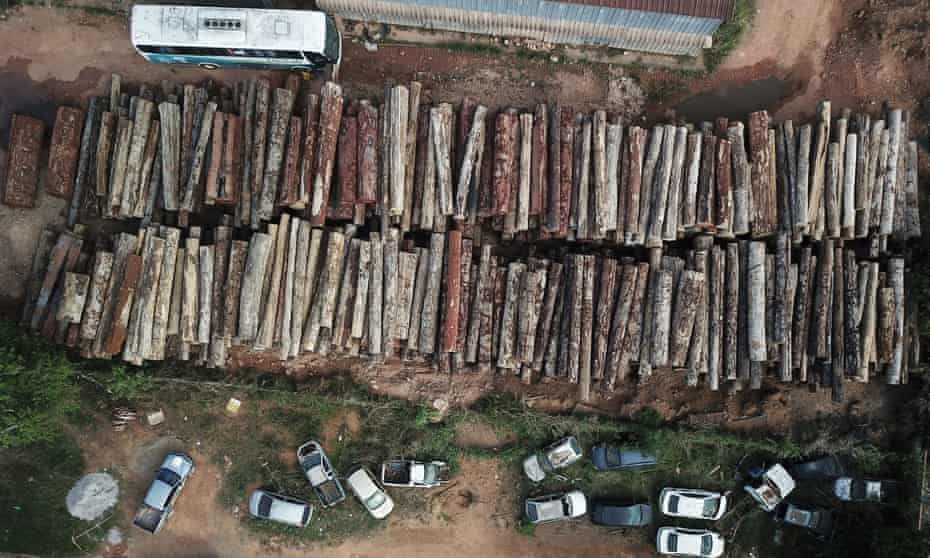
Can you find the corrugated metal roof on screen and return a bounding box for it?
[553,0,733,21]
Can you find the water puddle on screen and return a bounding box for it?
[674,77,791,123]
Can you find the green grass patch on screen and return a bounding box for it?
[437,41,502,57]
[0,435,113,556]
[704,0,755,72]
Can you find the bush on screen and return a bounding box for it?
[0,322,79,448]
[704,0,755,72]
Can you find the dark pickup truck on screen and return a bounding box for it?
[298,440,346,507]
[133,452,195,534]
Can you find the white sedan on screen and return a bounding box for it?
[524,490,587,524]
[658,488,727,521]
[345,466,394,519]
[656,527,725,558]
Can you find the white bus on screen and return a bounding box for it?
[130,5,341,72]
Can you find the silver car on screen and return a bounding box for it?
[524,490,587,524]
[248,489,313,528]
[658,488,728,521]
[345,465,394,519]
[522,436,583,482]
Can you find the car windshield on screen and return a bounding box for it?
[258,494,273,517]
[604,449,621,467]
[667,533,678,552]
[422,465,437,483]
[365,491,386,511]
[701,535,713,555]
[668,495,680,514]
[156,468,181,486]
[305,453,322,467]
[702,498,720,518]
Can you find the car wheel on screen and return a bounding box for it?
[199,63,219,70]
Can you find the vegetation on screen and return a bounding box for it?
[0,323,80,448]
[438,41,502,57]
[704,0,755,72]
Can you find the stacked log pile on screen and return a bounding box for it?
[7,75,923,401]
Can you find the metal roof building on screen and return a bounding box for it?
[317,0,734,56]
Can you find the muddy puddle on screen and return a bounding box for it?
[675,76,790,123]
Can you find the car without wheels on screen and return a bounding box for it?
[744,463,796,511]
[381,459,450,488]
[774,502,834,540]
[656,527,724,558]
[522,436,583,482]
[297,440,346,507]
[834,477,898,503]
[789,455,846,481]
[346,465,394,519]
[248,489,313,527]
[590,500,652,527]
[524,490,587,524]
[591,444,657,471]
[133,452,195,534]
[659,488,728,521]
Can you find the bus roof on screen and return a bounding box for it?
[131,5,328,53]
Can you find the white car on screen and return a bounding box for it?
[657,527,724,558]
[346,465,395,519]
[524,490,587,524]
[248,489,313,527]
[658,488,728,521]
[522,436,583,482]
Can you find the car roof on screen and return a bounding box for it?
[252,489,310,525]
[347,467,379,497]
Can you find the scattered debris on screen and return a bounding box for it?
[146,409,165,426]
[66,472,119,521]
[226,397,242,415]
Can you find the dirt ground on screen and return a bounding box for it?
[1,2,927,556]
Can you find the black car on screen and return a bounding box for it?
[789,455,846,481]
[590,501,653,527]
[591,444,657,471]
[775,502,834,540]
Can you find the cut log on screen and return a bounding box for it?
[574,116,592,240]
[402,82,422,231]
[646,124,676,246]
[671,270,705,369]
[624,127,646,244]
[497,261,525,370]
[274,115,301,209]
[93,234,137,355]
[352,240,372,341]
[877,286,895,365]
[381,228,400,354]
[432,103,454,217]
[577,256,595,400]
[310,82,345,226]
[197,245,214,346]
[748,111,775,237]
[681,130,703,231]
[367,232,384,354]
[726,124,749,235]
[663,126,686,241]
[167,246,185,340]
[592,258,617,380]
[879,110,902,235]
[591,111,609,238]
[256,215,290,350]
[466,244,492,363]
[706,246,724,389]
[651,269,674,368]
[517,261,546,371]
[722,242,740,381]
[332,114,358,219]
[150,227,181,360]
[747,241,767,362]
[119,99,154,218]
[811,239,835,359]
[419,105,437,230]
[842,134,857,238]
[238,232,273,343]
[441,230,463,353]
[332,238,360,350]
[47,107,85,200]
[492,111,518,216]
[224,239,248,345]
[604,264,636,389]
[516,113,534,232]
[388,85,410,219]
[531,104,548,223]
[395,250,419,341]
[546,104,562,232]
[357,101,379,204]
[258,88,295,219]
[825,142,841,238]
[181,101,216,217]
[886,258,905,383]
[95,111,117,202]
[715,138,733,236]
[532,260,562,370]
[102,252,142,355]
[636,125,664,245]
[695,129,716,230]
[419,233,446,355]
[180,234,201,344]
[3,115,45,208]
[79,251,114,341]
[686,236,712,384]
[107,116,133,217]
[406,247,429,353]
[558,108,574,238]
[305,229,347,353]
[606,122,623,235]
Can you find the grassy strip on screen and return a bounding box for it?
[704,0,755,72]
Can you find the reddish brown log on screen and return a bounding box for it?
[298,93,321,209]
[103,254,143,354]
[47,107,84,199]
[531,103,547,217]
[333,114,358,220]
[216,114,242,206]
[492,111,518,216]
[3,115,45,208]
[357,101,379,204]
[278,116,303,208]
[624,127,645,244]
[442,230,463,352]
[310,82,344,226]
[558,107,574,238]
[749,110,776,237]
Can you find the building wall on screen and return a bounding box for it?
[318,0,723,56]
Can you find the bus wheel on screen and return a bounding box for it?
[198,63,219,70]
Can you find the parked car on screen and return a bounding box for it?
[834,477,898,503]
[789,455,846,481]
[346,465,395,519]
[659,488,728,521]
[744,464,796,511]
[381,459,450,488]
[524,490,587,524]
[297,440,346,507]
[774,502,834,540]
[523,436,583,482]
[248,489,313,528]
[590,500,652,527]
[133,452,195,533]
[656,527,725,558]
[591,444,657,471]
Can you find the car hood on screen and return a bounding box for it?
[161,453,194,477]
[523,454,545,482]
[591,446,609,469]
